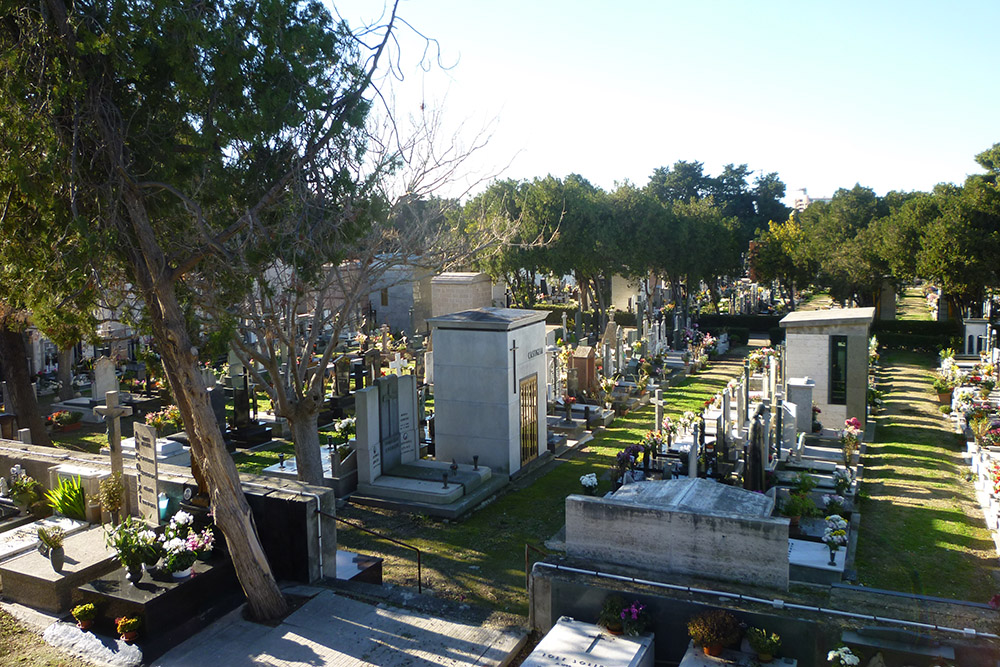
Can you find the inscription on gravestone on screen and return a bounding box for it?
[133,423,159,526]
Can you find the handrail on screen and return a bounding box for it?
[525,543,549,591]
[318,509,422,594]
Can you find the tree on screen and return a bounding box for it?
[748,217,812,308]
[647,160,712,204]
[2,0,400,620]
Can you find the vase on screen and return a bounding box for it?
[828,547,837,566]
[125,564,143,585]
[49,546,64,573]
[171,566,192,579]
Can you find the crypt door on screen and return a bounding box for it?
[519,374,538,465]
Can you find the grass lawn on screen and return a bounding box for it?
[854,350,998,601]
[896,285,932,321]
[798,289,834,311]
[336,352,751,617]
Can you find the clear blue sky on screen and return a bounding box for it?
[333,1,999,203]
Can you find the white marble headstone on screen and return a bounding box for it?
[92,356,118,401]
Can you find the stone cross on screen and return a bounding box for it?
[652,389,665,431]
[94,390,133,490]
[388,352,405,375]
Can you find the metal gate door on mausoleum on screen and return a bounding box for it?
[519,374,538,466]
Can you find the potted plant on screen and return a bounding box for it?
[746,627,781,663]
[579,472,598,495]
[687,609,741,656]
[98,473,124,523]
[71,603,96,631]
[45,475,87,521]
[597,595,626,634]
[932,375,955,403]
[828,645,860,666]
[823,515,849,565]
[780,492,816,532]
[105,517,159,584]
[116,615,141,643]
[9,466,41,509]
[37,526,65,572]
[52,410,83,431]
[618,600,651,636]
[162,510,197,577]
[811,405,822,433]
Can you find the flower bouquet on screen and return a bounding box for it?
[579,473,598,495]
[822,514,848,565]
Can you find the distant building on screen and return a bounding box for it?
[791,187,832,212]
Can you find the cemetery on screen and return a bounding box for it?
[4,3,1000,666]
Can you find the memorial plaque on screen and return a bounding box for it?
[134,423,159,526]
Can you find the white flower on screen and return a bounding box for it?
[580,473,598,488]
[173,510,194,526]
[138,530,158,545]
[162,537,189,554]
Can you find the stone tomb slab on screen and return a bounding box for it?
[78,556,242,661]
[0,525,118,613]
[788,537,845,585]
[389,460,491,491]
[357,475,466,505]
[0,516,89,565]
[522,616,653,667]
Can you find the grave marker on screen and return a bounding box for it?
[93,391,133,512]
[92,356,118,402]
[133,422,159,526]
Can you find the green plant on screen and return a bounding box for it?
[105,516,159,568]
[746,627,781,655]
[9,467,40,505]
[687,608,741,648]
[45,475,87,520]
[71,603,96,623]
[931,375,955,394]
[597,595,626,630]
[98,473,125,514]
[37,526,64,549]
[794,471,817,495]
[54,410,82,426]
[618,600,651,636]
[115,615,141,634]
[781,492,817,518]
[939,405,952,414]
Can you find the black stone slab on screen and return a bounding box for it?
[78,556,242,659]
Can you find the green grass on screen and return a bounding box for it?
[896,286,933,321]
[798,289,833,311]
[854,350,997,602]
[232,441,297,475]
[336,354,750,617]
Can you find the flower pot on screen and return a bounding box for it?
[120,630,138,643]
[57,422,82,432]
[125,564,143,585]
[703,644,723,657]
[758,652,773,663]
[77,620,94,631]
[937,391,952,404]
[603,622,623,636]
[49,546,64,573]
[171,566,192,579]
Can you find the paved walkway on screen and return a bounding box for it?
[153,587,527,666]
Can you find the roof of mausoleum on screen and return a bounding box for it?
[610,478,774,517]
[779,306,875,329]
[427,307,548,331]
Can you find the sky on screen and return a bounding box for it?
[332,1,1000,204]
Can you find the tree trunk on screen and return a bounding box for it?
[287,402,323,486]
[0,327,51,446]
[57,347,75,401]
[121,192,288,621]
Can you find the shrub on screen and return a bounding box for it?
[72,603,96,623]
[45,476,87,520]
[687,609,741,648]
[746,627,781,655]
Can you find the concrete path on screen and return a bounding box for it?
[154,588,527,666]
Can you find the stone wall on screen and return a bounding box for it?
[430,272,492,317]
[564,495,789,589]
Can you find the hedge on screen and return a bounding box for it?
[871,320,962,336]
[696,314,784,333]
[877,332,962,353]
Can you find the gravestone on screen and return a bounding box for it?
[355,374,419,485]
[93,391,133,513]
[363,349,381,385]
[92,356,118,403]
[133,422,159,526]
[569,346,596,395]
[785,377,815,432]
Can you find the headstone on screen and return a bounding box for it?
[92,356,118,402]
[232,372,252,429]
[355,374,420,484]
[133,422,159,526]
[17,428,31,444]
[689,422,699,478]
[388,352,405,375]
[653,389,664,428]
[785,377,815,433]
[736,381,746,430]
[569,346,596,395]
